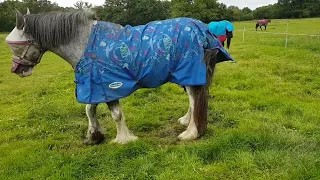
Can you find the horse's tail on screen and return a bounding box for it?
[193,49,219,136]
[204,49,218,87]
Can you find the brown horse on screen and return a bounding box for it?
[256,19,271,31]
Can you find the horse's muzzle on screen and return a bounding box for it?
[11,58,34,77]
[6,40,45,75]
[11,60,20,73]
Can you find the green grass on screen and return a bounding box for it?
[1,18,320,179]
[233,18,320,51]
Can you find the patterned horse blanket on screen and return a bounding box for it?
[75,18,234,104]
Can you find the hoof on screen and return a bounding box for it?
[178,116,190,126]
[84,131,105,145]
[111,134,138,144]
[178,128,198,141]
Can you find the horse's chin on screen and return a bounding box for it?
[18,68,34,77]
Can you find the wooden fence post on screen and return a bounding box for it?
[285,23,289,48]
[243,26,245,42]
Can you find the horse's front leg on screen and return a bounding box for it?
[84,104,105,145]
[107,100,138,144]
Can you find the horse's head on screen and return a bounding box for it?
[5,8,45,77]
[268,19,271,23]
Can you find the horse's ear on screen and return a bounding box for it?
[15,9,24,30]
[26,7,30,15]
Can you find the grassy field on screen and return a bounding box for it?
[233,18,320,51]
[0,18,320,179]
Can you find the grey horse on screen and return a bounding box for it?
[5,9,233,145]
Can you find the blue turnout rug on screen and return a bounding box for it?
[208,20,234,36]
[75,18,234,104]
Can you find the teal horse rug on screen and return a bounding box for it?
[75,18,234,104]
[208,20,234,43]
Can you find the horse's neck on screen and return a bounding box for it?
[49,22,94,69]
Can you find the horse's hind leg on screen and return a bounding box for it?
[107,100,138,144]
[84,104,105,145]
[178,86,208,140]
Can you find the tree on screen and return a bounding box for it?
[96,0,129,25]
[171,0,222,23]
[0,0,24,32]
[22,0,62,14]
[253,5,275,19]
[96,0,171,25]
[1,0,320,32]
[277,0,320,18]
[74,1,92,9]
[0,0,64,32]
[125,0,171,25]
[242,7,252,15]
[226,6,241,21]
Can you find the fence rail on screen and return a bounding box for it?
[234,30,320,37]
[235,24,320,49]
